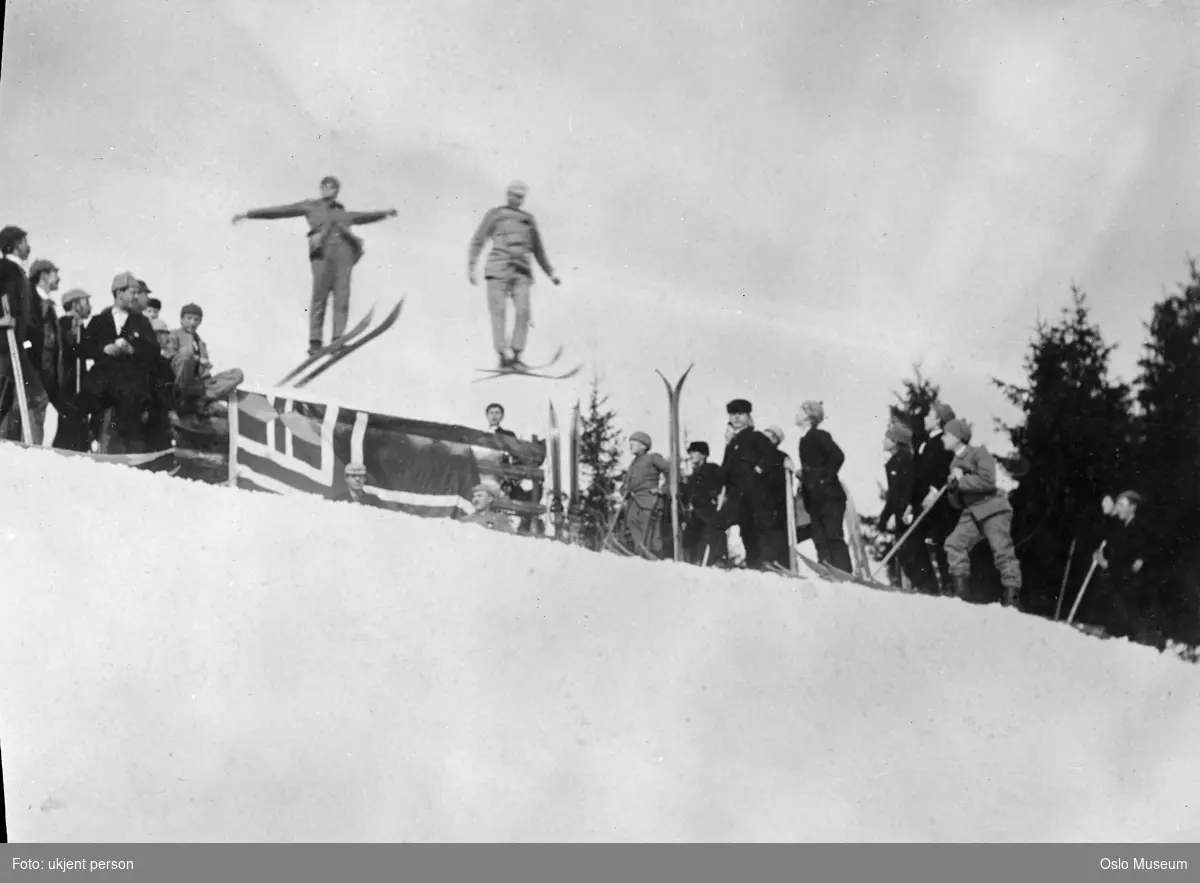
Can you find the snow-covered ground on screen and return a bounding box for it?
[1,442,1197,843]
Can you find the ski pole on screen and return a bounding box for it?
[1066,541,1105,626]
[785,465,799,575]
[870,485,947,581]
[601,492,630,551]
[1053,537,1077,622]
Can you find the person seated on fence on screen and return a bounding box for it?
[162,303,244,418]
[460,483,519,533]
[619,430,670,558]
[333,461,388,507]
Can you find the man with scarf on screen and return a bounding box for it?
[233,176,399,355]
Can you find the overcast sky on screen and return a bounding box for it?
[2,0,1197,509]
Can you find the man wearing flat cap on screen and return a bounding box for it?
[233,176,399,356]
[459,483,519,533]
[716,399,785,570]
[77,272,162,453]
[681,440,727,566]
[332,462,388,508]
[0,225,49,443]
[467,180,562,372]
[29,258,62,409]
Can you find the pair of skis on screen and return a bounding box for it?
[275,299,406,388]
[473,346,583,383]
[656,365,694,562]
[545,400,582,541]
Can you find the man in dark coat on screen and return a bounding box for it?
[233,176,399,355]
[78,272,162,453]
[0,225,48,443]
[681,440,727,566]
[716,399,780,570]
[910,402,958,593]
[796,400,853,573]
[1094,491,1150,640]
[52,288,95,452]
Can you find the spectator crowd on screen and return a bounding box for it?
[0,224,243,455]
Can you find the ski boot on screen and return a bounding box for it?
[509,350,529,372]
[951,573,971,601]
[1001,584,1023,611]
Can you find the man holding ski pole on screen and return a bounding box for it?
[232,176,399,356]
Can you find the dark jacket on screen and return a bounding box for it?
[683,462,725,512]
[912,429,954,509]
[38,296,60,400]
[946,444,1012,521]
[81,307,161,400]
[0,257,41,367]
[58,314,87,397]
[799,427,847,506]
[879,447,916,531]
[1104,515,1148,582]
[722,427,777,494]
[244,197,392,263]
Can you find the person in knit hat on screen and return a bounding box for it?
[617,430,671,557]
[162,302,244,423]
[795,399,852,573]
[233,177,400,356]
[716,398,786,570]
[908,402,959,594]
[938,417,1023,608]
[681,440,727,566]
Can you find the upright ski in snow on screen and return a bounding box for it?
[567,400,582,544]
[655,364,694,563]
[547,402,564,539]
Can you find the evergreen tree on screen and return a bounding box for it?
[993,287,1135,619]
[1131,261,1200,645]
[577,375,625,550]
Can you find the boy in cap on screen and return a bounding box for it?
[467,180,562,371]
[460,483,519,533]
[937,418,1023,608]
[144,298,162,322]
[0,225,50,443]
[681,440,727,566]
[233,176,399,355]
[618,431,671,557]
[162,303,244,421]
[796,400,853,573]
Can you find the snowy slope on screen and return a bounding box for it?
[1,443,1197,843]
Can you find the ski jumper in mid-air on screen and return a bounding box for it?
[467,180,561,371]
[232,176,398,355]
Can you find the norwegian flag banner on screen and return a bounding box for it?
[231,388,546,518]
